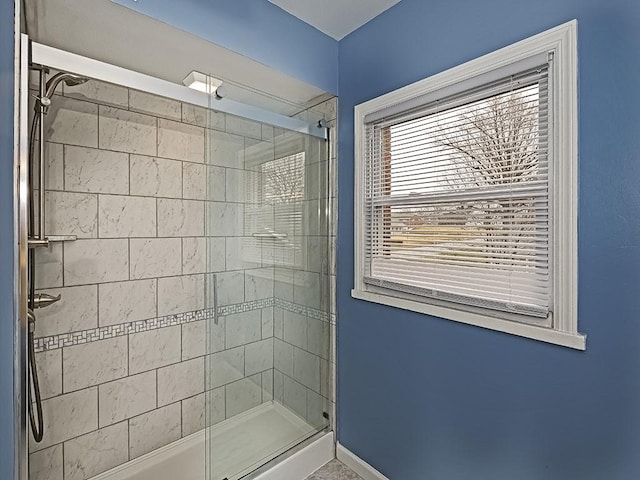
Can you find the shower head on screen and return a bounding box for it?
[44,72,90,98]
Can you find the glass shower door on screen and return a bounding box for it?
[204,107,331,480]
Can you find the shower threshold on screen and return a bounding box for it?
[90,402,317,480]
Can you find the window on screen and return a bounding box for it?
[353,21,584,350]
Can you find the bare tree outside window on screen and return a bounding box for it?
[262,152,305,205]
[385,84,544,267]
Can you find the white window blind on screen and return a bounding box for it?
[362,60,552,319]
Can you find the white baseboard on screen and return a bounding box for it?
[254,432,335,480]
[336,443,389,480]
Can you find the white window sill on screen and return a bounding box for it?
[351,289,586,351]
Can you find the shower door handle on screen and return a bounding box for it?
[211,274,218,325]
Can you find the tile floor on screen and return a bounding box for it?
[305,459,363,480]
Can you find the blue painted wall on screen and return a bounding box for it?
[337,0,640,478]
[0,0,15,478]
[110,0,338,94]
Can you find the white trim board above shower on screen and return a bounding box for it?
[30,41,328,139]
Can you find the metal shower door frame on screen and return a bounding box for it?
[16,32,31,480]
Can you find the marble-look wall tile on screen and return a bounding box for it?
[129,90,181,120]
[293,270,321,310]
[208,317,226,355]
[62,336,128,392]
[157,274,205,316]
[64,239,129,286]
[130,238,181,279]
[29,444,63,480]
[34,142,64,191]
[157,357,204,407]
[273,308,284,339]
[225,310,261,349]
[35,243,63,289]
[307,318,329,360]
[306,389,327,429]
[128,403,181,459]
[207,347,244,389]
[262,307,274,339]
[99,106,157,156]
[205,387,225,426]
[157,199,204,237]
[31,388,97,452]
[158,118,204,163]
[307,236,328,274]
[283,375,307,420]
[274,338,294,378]
[45,191,97,239]
[226,115,262,140]
[207,237,226,273]
[181,320,206,360]
[320,359,330,400]
[214,271,245,306]
[208,130,244,168]
[225,237,261,271]
[182,237,206,275]
[262,370,274,402]
[183,105,225,130]
[98,195,156,238]
[183,163,226,202]
[98,279,156,326]
[183,163,206,200]
[64,146,129,195]
[45,96,98,148]
[245,338,274,376]
[274,268,294,302]
[129,325,181,375]
[283,311,307,350]
[63,422,128,480]
[34,349,62,400]
[273,370,284,403]
[207,165,226,202]
[225,168,253,203]
[245,268,274,301]
[225,375,262,417]
[206,202,243,237]
[293,347,320,393]
[63,80,129,108]
[34,285,97,337]
[244,138,274,171]
[181,393,205,436]
[130,155,182,198]
[98,371,156,427]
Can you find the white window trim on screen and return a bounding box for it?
[352,20,585,350]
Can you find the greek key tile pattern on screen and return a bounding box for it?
[33,298,329,352]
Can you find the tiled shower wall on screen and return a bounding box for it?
[27,79,313,480]
[270,97,338,431]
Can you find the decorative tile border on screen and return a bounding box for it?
[33,308,216,352]
[274,298,330,322]
[217,297,274,316]
[34,297,329,352]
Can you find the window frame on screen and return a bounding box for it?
[352,20,584,350]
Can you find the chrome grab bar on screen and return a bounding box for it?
[211,273,218,325]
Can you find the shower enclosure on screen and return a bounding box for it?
[20,38,333,480]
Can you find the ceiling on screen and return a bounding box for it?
[268,0,401,40]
